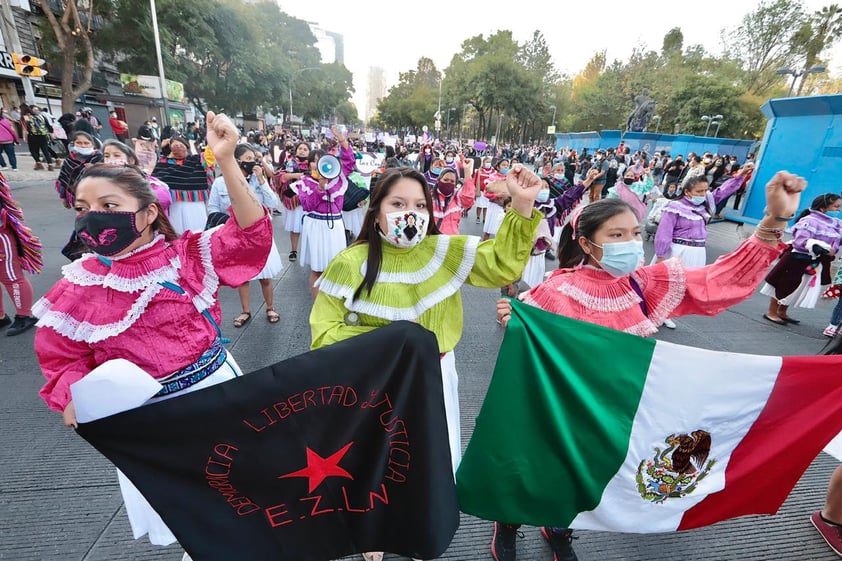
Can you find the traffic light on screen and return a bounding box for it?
[12,53,47,77]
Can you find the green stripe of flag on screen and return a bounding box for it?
[456,299,656,526]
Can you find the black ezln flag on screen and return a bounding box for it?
[77,322,459,561]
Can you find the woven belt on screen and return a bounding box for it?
[155,339,227,397]
[672,238,706,248]
[305,213,342,221]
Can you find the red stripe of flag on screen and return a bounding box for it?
[679,355,842,531]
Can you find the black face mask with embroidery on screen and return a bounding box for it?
[75,209,148,256]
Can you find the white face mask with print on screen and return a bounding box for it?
[379,211,429,249]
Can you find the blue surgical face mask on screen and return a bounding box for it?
[536,189,551,203]
[690,195,706,206]
[826,210,841,219]
[499,168,509,175]
[589,239,645,277]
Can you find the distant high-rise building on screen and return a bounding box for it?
[366,67,387,123]
[308,23,344,65]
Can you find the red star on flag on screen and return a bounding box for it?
[278,442,355,493]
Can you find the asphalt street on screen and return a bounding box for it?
[0,174,839,561]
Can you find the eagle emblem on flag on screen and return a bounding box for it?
[636,430,716,504]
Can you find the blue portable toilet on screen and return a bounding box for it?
[740,95,842,224]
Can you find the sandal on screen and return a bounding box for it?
[233,311,251,328]
[266,308,280,324]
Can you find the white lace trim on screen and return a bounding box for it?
[624,318,658,337]
[662,205,707,222]
[639,257,686,324]
[319,239,479,320]
[34,284,165,343]
[192,228,219,312]
[110,233,165,261]
[61,254,182,293]
[557,282,642,312]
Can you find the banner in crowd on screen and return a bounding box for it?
[456,300,842,533]
[78,323,459,561]
[120,74,186,102]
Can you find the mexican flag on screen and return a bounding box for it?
[456,300,842,533]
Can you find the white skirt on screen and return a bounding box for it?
[483,203,505,235]
[168,200,207,236]
[254,237,283,280]
[440,352,461,475]
[118,354,244,545]
[284,205,304,233]
[523,253,547,288]
[760,263,825,308]
[342,206,367,239]
[659,243,707,268]
[299,215,347,272]
[475,193,489,209]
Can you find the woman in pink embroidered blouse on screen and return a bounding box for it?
[33,112,270,552]
[489,171,805,560]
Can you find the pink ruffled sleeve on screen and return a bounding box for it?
[177,209,273,302]
[35,287,98,412]
[633,236,780,324]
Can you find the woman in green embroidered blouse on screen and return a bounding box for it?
[310,164,541,561]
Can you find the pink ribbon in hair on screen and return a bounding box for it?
[570,206,586,239]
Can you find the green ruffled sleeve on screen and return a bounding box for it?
[467,208,541,288]
[309,248,377,349]
[310,290,376,350]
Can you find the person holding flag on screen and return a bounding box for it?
[33,112,272,555]
[490,170,806,561]
[310,163,543,561]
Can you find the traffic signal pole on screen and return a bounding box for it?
[0,0,35,105]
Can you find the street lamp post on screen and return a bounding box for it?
[446,107,456,138]
[776,65,827,96]
[700,115,722,137]
[288,67,321,127]
[150,0,171,126]
[712,119,724,138]
[548,104,557,128]
[461,103,471,141]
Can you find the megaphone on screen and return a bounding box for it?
[316,155,341,179]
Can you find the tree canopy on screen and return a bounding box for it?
[373,0,842,142]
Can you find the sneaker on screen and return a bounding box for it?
[811,511,842,556]
[824,324,839,338]
[0,166,8,170]
[34,162,44,170]
[491,522,521,561]
[540,527,579,561]
[288,250,297,262]
[6,315,37,336]
[662,318,677,329]
[0,314,11,328]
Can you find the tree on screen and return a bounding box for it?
[35,0,110,113]
[793,4,842,94]
[375,57,440,131]
[726,0,808,95]
[94,0,352,117]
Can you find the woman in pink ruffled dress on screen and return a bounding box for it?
[33,113,271,559]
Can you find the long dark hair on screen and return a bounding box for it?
[74,164,177,241]
[353,167,441,300]
[557,198,636,269]
[796,193,841,222]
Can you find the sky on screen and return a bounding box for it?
[278,0,842,120]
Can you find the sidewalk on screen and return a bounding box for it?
[3,149,62,182]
